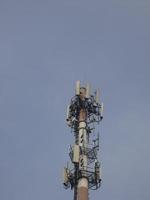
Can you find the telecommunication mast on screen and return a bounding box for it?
[63,81,103,200]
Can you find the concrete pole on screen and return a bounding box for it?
[77,109,88,200]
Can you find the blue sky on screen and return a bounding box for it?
[0,1,150,200]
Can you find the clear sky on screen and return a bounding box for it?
[0,1,150,200]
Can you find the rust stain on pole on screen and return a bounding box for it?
[79,109,87,122]
[78,186,88,200]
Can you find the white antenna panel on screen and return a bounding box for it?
[86,83,90,98]
[63,168,68,184]
[66,105,70,120]
[95,89,100,103]
[75,80,80,95]
[101,102,104,117]
[73,145,80,163]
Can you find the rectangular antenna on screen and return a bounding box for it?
[101,102,104,118]
[86,83,90,98]
[66,105,70,120]
[75,80,80,95]
[95,89,100,103]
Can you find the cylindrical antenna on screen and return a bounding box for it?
[100,102,104,118]
[75,80,80,95]
[99,165,102,180]
[86,83,90,98]
[95,89,100,103]
[66,105,70,121]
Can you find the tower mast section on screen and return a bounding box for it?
[63,81,103,200]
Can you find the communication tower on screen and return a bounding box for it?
[63,81,103,200]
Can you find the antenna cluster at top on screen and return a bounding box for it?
[66,80,104,128]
